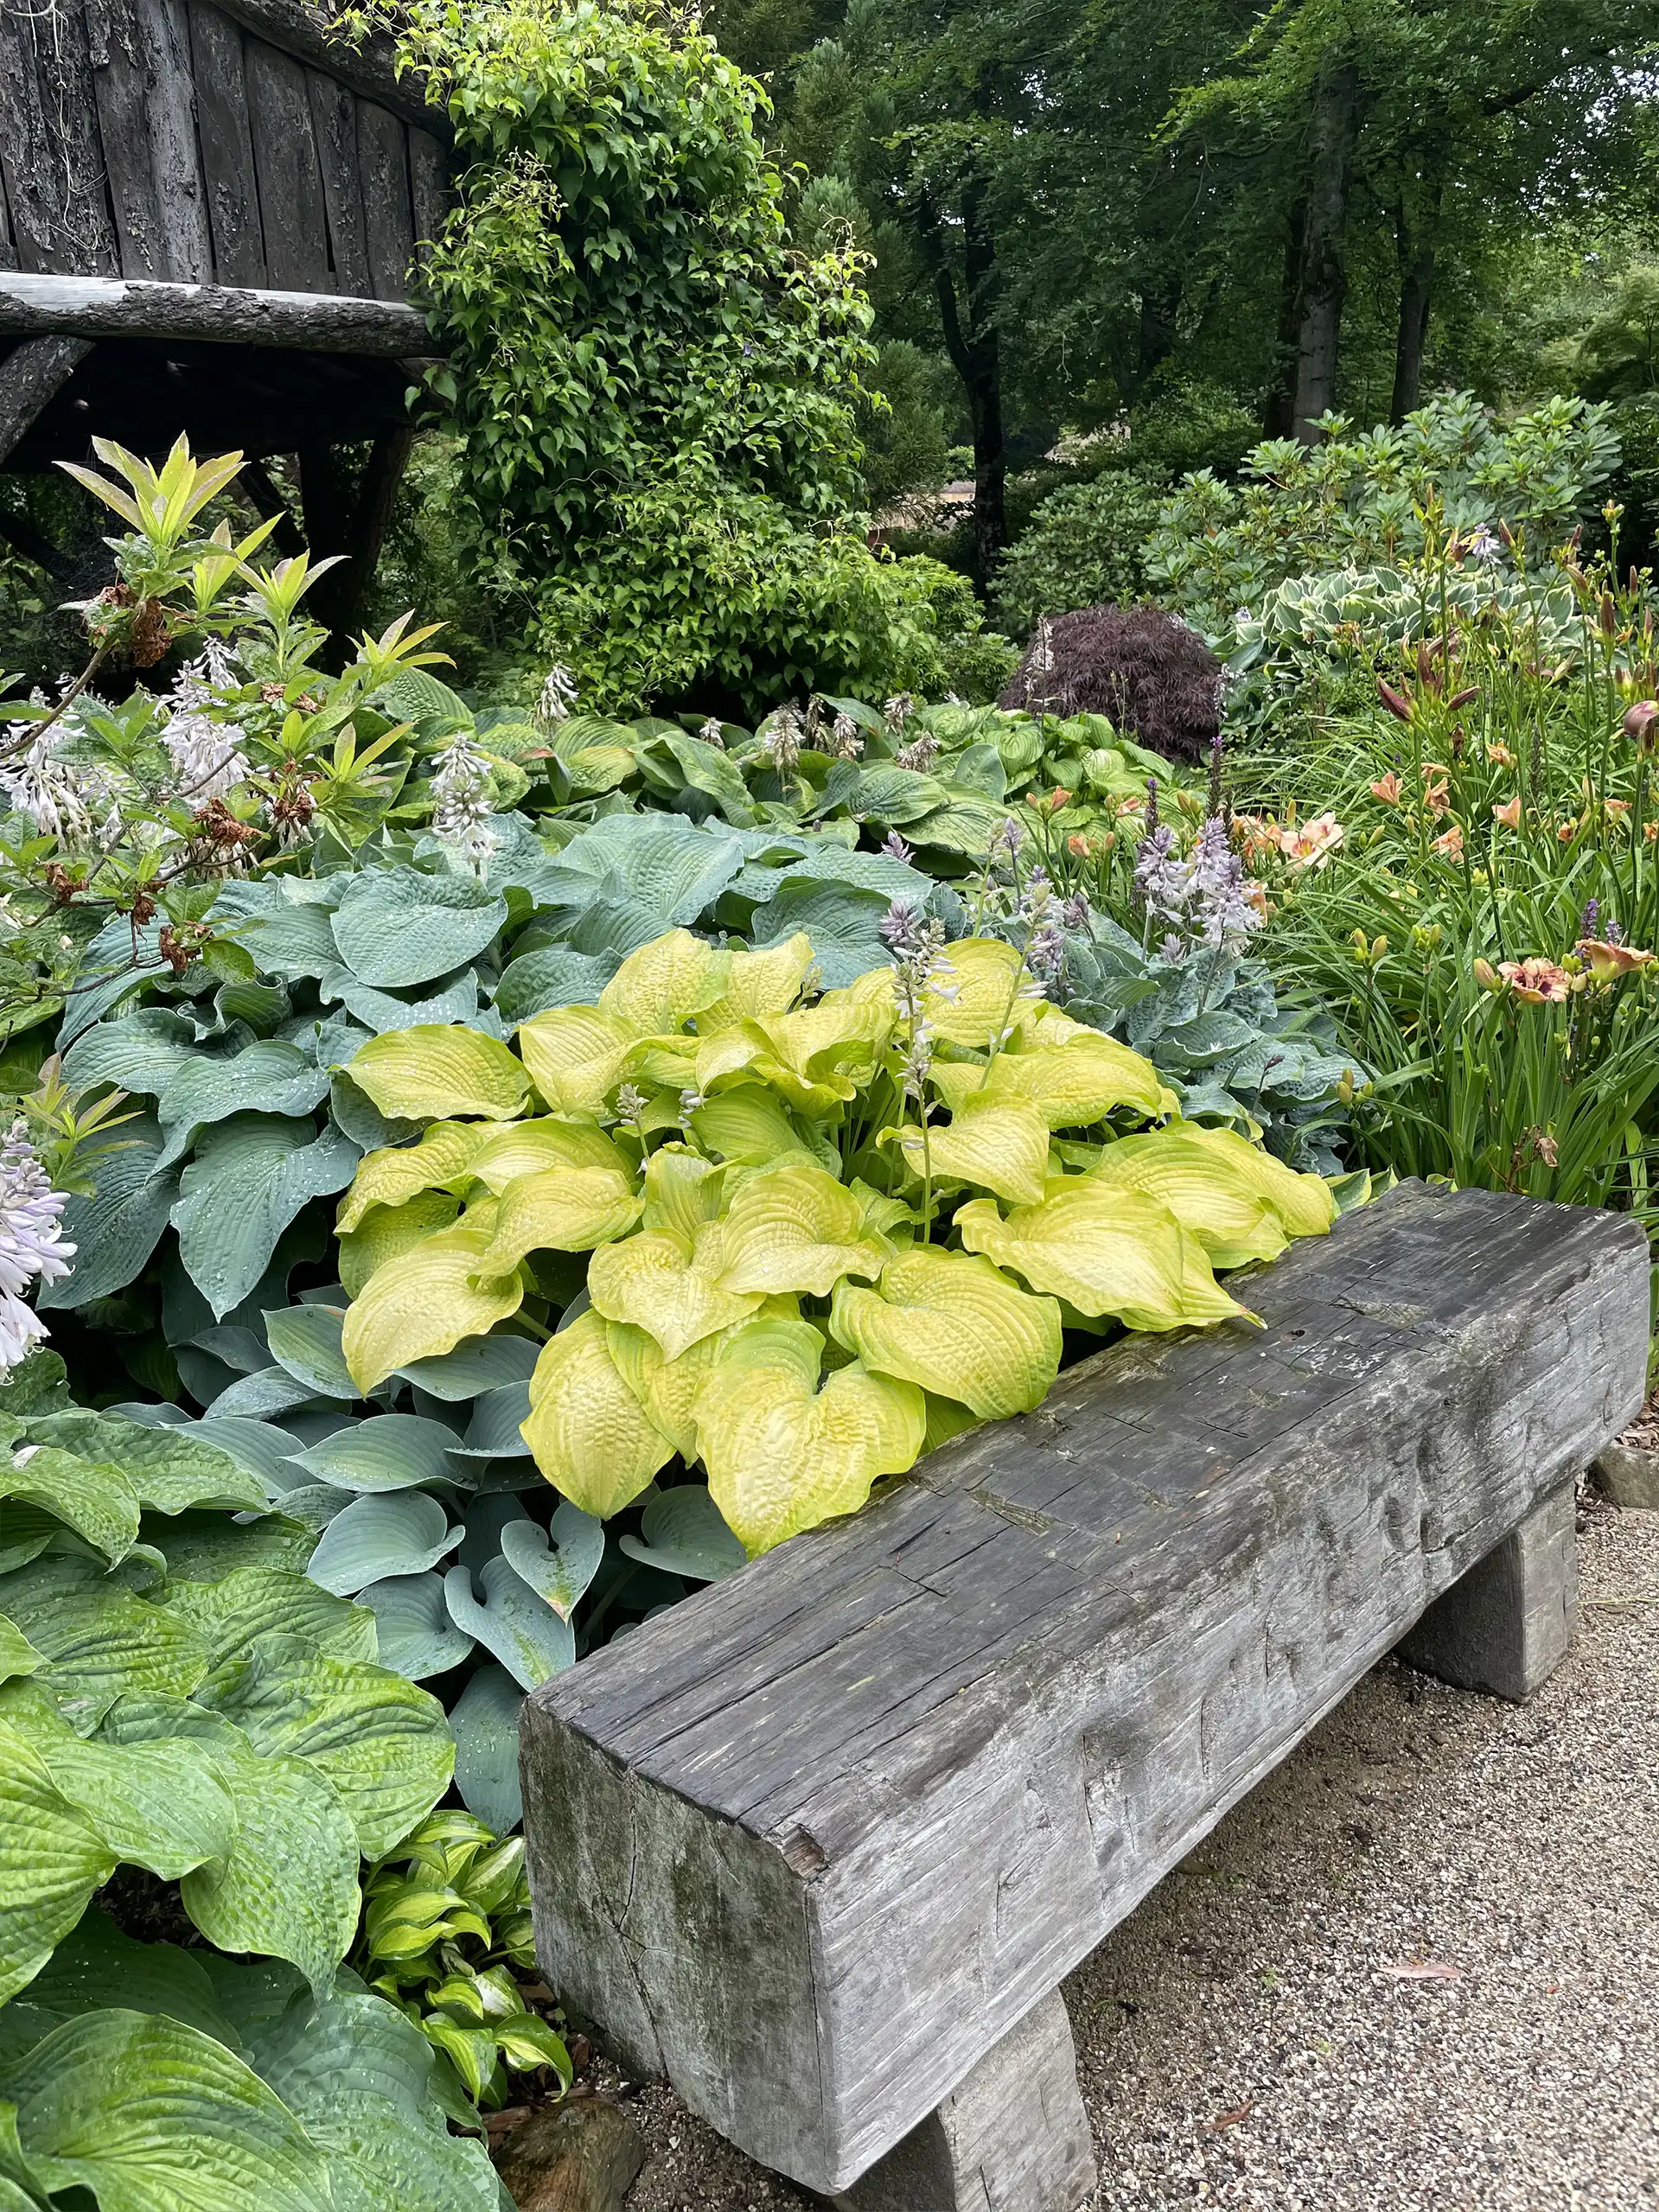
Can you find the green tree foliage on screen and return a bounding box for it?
[392,0,992,712]
[991,472,1166,634]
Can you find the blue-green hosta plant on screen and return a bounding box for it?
[329,922,1339,1562]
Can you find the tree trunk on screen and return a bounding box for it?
[1388,167,1444,424]
[297,428,415,666]
[1134,265,1183,389]
[917,183,1005,584]
[1289,60,1362,442]
[1261,200,1306,438]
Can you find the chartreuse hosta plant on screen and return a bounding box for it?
[334,923,1336,1555]
[354,1810,570,2107]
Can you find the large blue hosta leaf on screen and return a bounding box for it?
[448,1663,524,1835]
[37,1116,177,1311]
[355,1572,476,1680]
[306,1492,463,1597]
[170,1117,361,1321]
[155,1042,333,1169]
[330,870,508,990]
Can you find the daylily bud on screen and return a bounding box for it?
[1623,699,1659,752]
[1600,592,1617,637]
[1473,959,1499,990]
[1377,679,1413,723]
[1446,687,1479,710]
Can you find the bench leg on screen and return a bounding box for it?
[830,1988,1097,2212]
[1398,1480,1578,1703]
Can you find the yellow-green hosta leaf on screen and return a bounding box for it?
[931,1032,1168,1127]
[696,1163,891,1297]
[465,1115,631,1193]
[515,1005,636,1115]
[618,1034,701,1091]
[885,1095,1050,1205]
[347,1025,530,1123]
[742,1001,893,1114]
[599,928,730,1034]
[471,1167,641,1272]
[829,1246,1061,1419]
[1087,1127,1292,1268]
[955,1182,1251,1332]
[341,1227,524,1393]
[588,1230,762,1361]
[692,1314,925,1555]
[922,937,1037,1049]
[641,1145,724,1243]
[520,1311,673,1519]
[1164,1120,1337,1238]
[640,1297,800,1457]
[689,1087,807,1168]
[339,1190,462,1298]
[695,934,814,1029]
[923,1392,985,1453]
[337,1122,488,1233]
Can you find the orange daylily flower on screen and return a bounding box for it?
[1370,772,1402,803]
[1486,742,1515,768]
[1424,780,1452,817]
[1491,796,1522,829]
[1278,811,1345,870]
[1499,958,1573,1002]
[1577,939,1656,980]
[1431,822,1464,857]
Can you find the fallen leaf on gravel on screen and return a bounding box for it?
[1378,1960,1463,1981]
[1208,2100,1254,2130]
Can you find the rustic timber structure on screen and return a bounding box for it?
[521,1182,1649,2212]
[0,0,450,632]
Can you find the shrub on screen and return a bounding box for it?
[991,472,1169,635]
[999,605,1223,765]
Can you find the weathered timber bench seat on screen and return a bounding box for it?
[520,1183,1649,2210]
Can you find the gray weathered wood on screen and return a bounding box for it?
[0,336,95,462]
[520,1184,1648,2196]
[187,0,266,287]
[0,167,16,272]
[307,71,372,297]
[1398,1479,1577,1700]
[357,101,415,302]
[0,0,119,276]
[832,1992,1095,2212]
[245,36,332,291]
[0,271,428,354]
[147,0,214,281]
[85,0,168,278]
[209,0,449,138]
[407,127,450,268]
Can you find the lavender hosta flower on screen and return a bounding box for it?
[828,712,865,762]
[430,733,500,877]
[991,815,1025,860]
[881,830,915,864]
[883,692,915,735]
[761,706,803,772]
[1189,812,1261,947]
[698,717,726,749]
[894,731,939,774]
[1061,889,1092,932]
[879,899,926,954]
[0,1119,73,1377]
[1466,523,1502,564]
[162,650,252,804]
[1133,823,1190,927]
[535,665,578,731]
[1579,898,1600,942]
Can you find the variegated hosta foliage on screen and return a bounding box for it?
[335,925,1337,1559]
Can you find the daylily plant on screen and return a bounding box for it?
[329,927,1336,1555]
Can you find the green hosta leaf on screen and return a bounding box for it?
[188,1417,300,1496]
[688,1087,809,1168]
[180,1746,362,1993]
[144,1509,316,1583]
[494,947,613,1024]
[330,869,509,990]
[3,1691,235,1881]
[695,1163,890,1298]
[196,1635,454,1856]
[156,1042,332,1169]
[619,1486,746,1584]
[494,2012,572,2080]
[346,1026,530,1124]
[498,1503,604,1621]
[162,1571,377,1668]
[22,1412,265,1515]
[341,1227,525,1394]
[829,1247,1062,1421]
[1,1583,208,1703]
[446,1665,523,1837]
[0,1720,116,2005]
[0,1616,43,1685]
[172,1117,361,1321]
[0,2009,329,2211]
[886,1094,1051,1207]
[395,1335,539,1400]
[473,1166,641,1272]
[693,1313,925,1555]
[356,1574,476,1680]
[36,1117,177,1312]
[307,1493,463,1597]
[18,1910,241,2047]
[0,1445,139,1565]
[337,1123,490,1233]
[262,1304,356,1399]
[241,1982,504,2212]
[747,877,896,991]
[290,1415,463,1494]
[324,965,482,1037]
[520,1311,673,1519]
[586,1227,760,1360]
[446,1382,533,1462]
[955,1181,1252,1331]
[61,1008,202,1096]
[443,1556,575,1690]
[552,813,747,934]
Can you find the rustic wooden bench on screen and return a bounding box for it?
[520,1183,1648,2210]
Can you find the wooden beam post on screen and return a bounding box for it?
[831,1992,1096,2212]
[0,273,430,356]
[0,335,93,462]
[1397,1479,1578,1701]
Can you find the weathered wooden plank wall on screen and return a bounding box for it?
[0,0,450,303]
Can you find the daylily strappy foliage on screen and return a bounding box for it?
[333,926,1335,1554]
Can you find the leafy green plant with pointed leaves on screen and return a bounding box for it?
[354,1810,570,2108]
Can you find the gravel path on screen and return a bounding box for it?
[620,1498,1659,2212]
